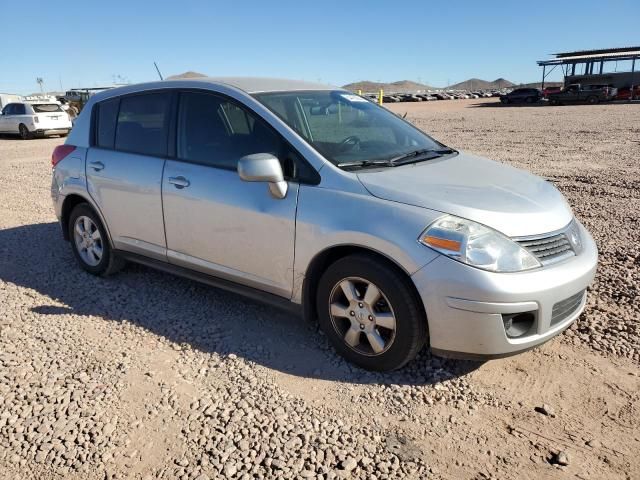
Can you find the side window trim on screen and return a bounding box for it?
[90,88,320,185]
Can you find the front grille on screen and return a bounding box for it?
[550,290,585,326]
[516,231,575,266]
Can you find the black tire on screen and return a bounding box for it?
[19,124,32,140]
[549,98,559,106]
[316,254,427,371]
[587,96,598,104]
[525,96,535,104]
[68,203,125,276]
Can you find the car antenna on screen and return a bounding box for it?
[154,62,164,81]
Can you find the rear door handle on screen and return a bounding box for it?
[89,161,104,171]
[168,176,190,189]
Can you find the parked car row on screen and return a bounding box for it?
[504,83,633,105]
[368,90,505,104]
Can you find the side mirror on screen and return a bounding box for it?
[238,153,288,199]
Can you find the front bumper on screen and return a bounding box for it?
[411,222,598,359]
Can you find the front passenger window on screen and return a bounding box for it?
[177,92,283,170]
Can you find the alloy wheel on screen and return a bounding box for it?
[73,215,103,266]
[328,277,397,356]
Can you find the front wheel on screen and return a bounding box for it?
[587,96,599,104]
[68,204,124,276]
[316,254,427,371]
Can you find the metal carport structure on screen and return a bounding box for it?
[537,46,639,100]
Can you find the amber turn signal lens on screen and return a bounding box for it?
[422,235,461,252]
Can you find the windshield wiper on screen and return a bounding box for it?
[386,148,457,166]
[337,148,457,170]
[336,159,395,169]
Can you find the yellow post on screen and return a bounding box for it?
[379,89,384,105]
[357,89,362,96]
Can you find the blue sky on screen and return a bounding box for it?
[1,0,637,94]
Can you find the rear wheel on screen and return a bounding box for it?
[525,96,535,103]
[316,254,427,371]
[68,203,124,276]
[19,124,32,140]
[587,96,599,104]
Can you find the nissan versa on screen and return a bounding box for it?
[50,78,598,371]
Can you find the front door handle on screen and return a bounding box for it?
[168,176,190,189]
[89,161,104,171]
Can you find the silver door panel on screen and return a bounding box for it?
[162,160,298,297]
[85,148,167,260]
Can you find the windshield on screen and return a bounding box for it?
[32,104,63,113]
[253,90,444,166]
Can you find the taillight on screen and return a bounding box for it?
[51,145,76,167]
[34,116,39,124]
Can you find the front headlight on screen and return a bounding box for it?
[419,215,541,272]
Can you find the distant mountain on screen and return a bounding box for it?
[166,71,208,80]
[448,78,515,90]
[343,80,433,93]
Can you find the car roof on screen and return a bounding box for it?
[183,77,336,93]
[87,77,339,105]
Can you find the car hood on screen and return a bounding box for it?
[356,151,573,237]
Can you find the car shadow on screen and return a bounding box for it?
[0,222,482,386]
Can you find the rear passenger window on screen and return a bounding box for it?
[96,98,119,149]
[177,92,283,169]
[115,93,170,156]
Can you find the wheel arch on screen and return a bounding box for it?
[60,193,112,246]
[301,244,427,329]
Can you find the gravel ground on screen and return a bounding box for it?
[0,99,638,479]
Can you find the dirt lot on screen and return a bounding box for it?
[0,98,638,480]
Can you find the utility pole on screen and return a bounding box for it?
[36,77,44,93]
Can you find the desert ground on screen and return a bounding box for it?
[0,98,638,480]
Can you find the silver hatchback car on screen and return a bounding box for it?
[51,78,598,371]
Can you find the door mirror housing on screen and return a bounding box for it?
[237,153,288,199]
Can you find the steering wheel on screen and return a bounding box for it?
[338,135,361,152]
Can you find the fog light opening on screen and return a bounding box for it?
[502,312,535,338]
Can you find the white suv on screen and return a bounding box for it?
[0,102,72,139]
